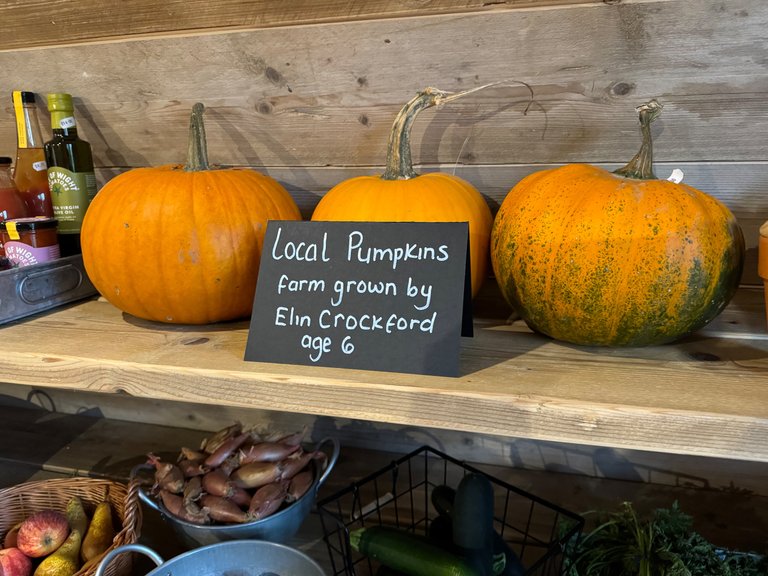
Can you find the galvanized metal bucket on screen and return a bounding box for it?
[135,436,339,549]
[95,540,326,576]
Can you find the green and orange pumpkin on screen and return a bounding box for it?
[490,100,744,346]
[81,103,301,324]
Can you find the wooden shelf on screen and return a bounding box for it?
[0,288,766,462]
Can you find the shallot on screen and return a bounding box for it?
[143,423,324,526]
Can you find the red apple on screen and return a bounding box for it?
[0,547,32,576]
[15,510,70,558]
[3,522,22,548]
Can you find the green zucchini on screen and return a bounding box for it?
[431,483,526,576]
[453,473,495,576]
[350,525,482,576]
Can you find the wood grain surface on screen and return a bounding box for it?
[0,288,764,462]
[1,0,765,280]
[0,0,585,51]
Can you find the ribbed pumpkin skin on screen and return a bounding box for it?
[81,166,301,324]
[491,163,745,346]
[311,172,493,298]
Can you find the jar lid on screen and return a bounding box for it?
[0,217,58,232]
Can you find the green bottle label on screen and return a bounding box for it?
[47,167,97,233]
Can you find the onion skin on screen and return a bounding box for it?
[239,441,300,464]
[159,489,183,516]
[228,487,252,508]
[202,469,239,498]
[178,458,209,478]
[278,450,316,481]
[275,425,308,446]
[148,453,185,494]
[232,461,282,489]
[183,476,203,505]
[179,447,206,461]
[248,481,288,519]
[286,469,314,502]
[200,494,250,523]
[204,432,250,468]
[201,422,243,454]
[160,490,211,524]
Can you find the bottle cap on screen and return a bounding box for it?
[47,93,73,112]
[14,91,36,104]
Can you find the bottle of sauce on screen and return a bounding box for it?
[12,91,54,218]
[44,92,98,257]
[0,157,30,257]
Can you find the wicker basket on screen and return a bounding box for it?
[0,476,141,576]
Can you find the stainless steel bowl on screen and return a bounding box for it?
[96,540,326,576]
[135,436,339,549]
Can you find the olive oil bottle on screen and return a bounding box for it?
[44,93,97,256]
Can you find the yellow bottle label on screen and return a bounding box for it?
[12,91,27,149]
[6,221,20,241]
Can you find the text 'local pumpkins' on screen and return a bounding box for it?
[311,87,493,298]
[491,100,744,347]
[81,103,301,324]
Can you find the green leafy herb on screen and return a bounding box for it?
[562,501,767,576]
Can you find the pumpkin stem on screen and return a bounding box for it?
[381,80,535,181]
[614,99,663,180]
[185,102,210,172]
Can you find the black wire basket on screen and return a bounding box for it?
[317,445,584,576]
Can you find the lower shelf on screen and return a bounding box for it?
[0,403,766,571]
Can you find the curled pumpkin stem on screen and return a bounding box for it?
[381,80,535,181]
[614,99,663,180]
[185,102,210,172]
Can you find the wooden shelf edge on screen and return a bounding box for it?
[0,288,765,462]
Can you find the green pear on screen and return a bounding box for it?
[34,528,81,576]
[65,496,89,536]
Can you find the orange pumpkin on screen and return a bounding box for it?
[491,100,744,346]
[311,88,493,298]
[81,103,301,324]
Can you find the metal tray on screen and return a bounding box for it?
[0,254,97,325]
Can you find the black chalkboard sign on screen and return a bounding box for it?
[244,221,472,377]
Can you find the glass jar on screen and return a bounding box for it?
[0,217,60,267]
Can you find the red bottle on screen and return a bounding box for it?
[0,157,30,257]
[12,91,54,218]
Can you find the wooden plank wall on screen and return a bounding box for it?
[0,0,766,283]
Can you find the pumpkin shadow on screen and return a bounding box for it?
[120,311,251,333]
[417,84,541,168]
[204,107,324,218]
[68,96,150,183]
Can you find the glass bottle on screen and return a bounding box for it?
[44,92,98,257]
[12,91,54,218]
[0,157,30,257]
